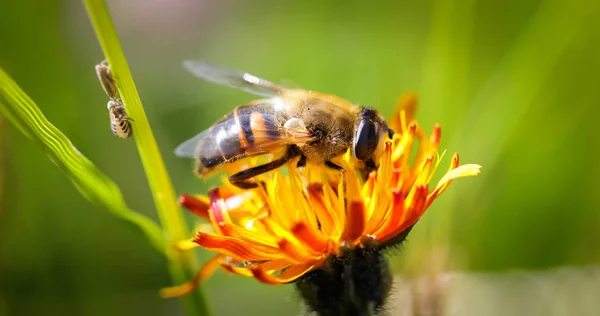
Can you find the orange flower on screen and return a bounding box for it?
[161,94,481,303]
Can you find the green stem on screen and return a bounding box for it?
[0,67,166,255]
[82,1,211,315]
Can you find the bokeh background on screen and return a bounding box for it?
[1,0,599,315]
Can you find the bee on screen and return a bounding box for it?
[175,61,393,189]
[107,99,132,139]
[95,60,118,100]
[95,60,133,139]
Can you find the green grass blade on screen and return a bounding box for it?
[83,0,188,243]
[83,1,211,315]
[0,66,166,255]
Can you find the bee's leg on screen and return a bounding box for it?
[296,155,309,195]
[297,154,307,168]
[228,147,299,189]
[324,160,346,210]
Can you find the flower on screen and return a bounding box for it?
[161,93,481,302]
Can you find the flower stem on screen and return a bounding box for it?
[83,1,211,315]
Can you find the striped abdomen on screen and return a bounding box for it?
[110,108,132,139]
[196,103,283,174]
[111,119,132,139]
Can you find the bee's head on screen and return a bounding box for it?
[352,107,393,171]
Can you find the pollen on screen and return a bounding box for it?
[161,93,481,298]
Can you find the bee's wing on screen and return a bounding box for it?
[183,60,286,98]
[174,110,314,160]
[174,129,209,159]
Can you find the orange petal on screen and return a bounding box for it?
[258,258,294,272]
[430,124,441,148]
[291,222,329,253]
[360,171,376,199]
[220,257,293,277]
[160,255,222,298]
[193,232,282,261]
[364,192,392,236]
[371,189,405,240]
[341,200,366,243]
[307,185,336,235]
[288,165,314,226]
[408,185,429,220]
[219,222,277,246]
[393,123,416,169]
[222,259,293,278]
[380,185,427,244]
[221,262,254,277]
[251,262,318,285]
[179,194,210,220]
[278,238,320,264]
[258,217,320,264]
[376,142,393,193]
[267,171,295,227]
[390,169,400,188]
[414,155,435,187]
[321,182,344,237]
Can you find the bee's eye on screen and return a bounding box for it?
[353,119,378,160]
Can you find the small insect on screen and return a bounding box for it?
[95,60,117,99]
[96,60,133,139]
[107,99,132,139]
[175,61,393,189]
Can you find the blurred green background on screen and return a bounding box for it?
[1,0,599,315]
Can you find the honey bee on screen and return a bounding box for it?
[95,60,133,139]
[175,61,393,189]
[107,99,132,139]
[95,60,117,100]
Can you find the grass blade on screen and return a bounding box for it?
[0,66,166,255]
[83,0,211,315]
